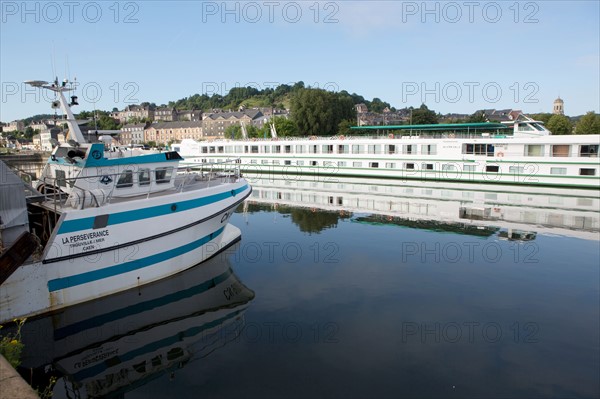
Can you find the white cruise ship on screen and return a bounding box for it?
[175,118,599,189]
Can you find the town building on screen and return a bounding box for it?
[144,121,204,144]
[202,109,264,137]
[120,123,148,145]
[553,97,565,115]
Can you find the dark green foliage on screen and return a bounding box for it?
[290,88,355,136]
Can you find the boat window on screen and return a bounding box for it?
[403,145,414,155]
[55,169,67,187]
[338,145,349,154]
[310,161,318,166]
[155,167,173,184]
[116,170,134,188]
[244,146,249,154]
[486,165,500,173]
[298,160,305,166]
[526,145,544,157]
[263,146,270,154]
[552,145,570,157]
[285,145,292,153]
[405,163,415,170]
[261,160,269,164]
[353,161,362,168]
[509,166,524,174]
[250,160,257,164]
[138,169,151,186]
[251,146,259,153]
[310,145,318,154]
[272,160,280,165]
[518,123,534,131]
[531,123,546,131]
[550,167,567,175]
[387,145,396,154]
[367,145,381,154]
[580,145,599,157]
[209,147,216,153]
[284,160,292,165]
[201,147,208,154]
[369,162,379,168]
[463,143,490,155]
[352,145,361,154]
[386,162,395,168]
[338,161,346,167]
[235,146,243,152]
[218,146,224,153]
[463,164,476,172]
[579,168,596,176]
[323,145,334,154]
[422,163,434,170]
[442,164,456,171]
[273,145,281,153]
[421,144,437,155]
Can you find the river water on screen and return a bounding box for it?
[9,173,600,398]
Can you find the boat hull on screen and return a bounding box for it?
[0,182,251,323]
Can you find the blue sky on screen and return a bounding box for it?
[1,1,598,121]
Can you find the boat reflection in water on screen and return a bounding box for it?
[16,251,254,398]
[243,174,600,240]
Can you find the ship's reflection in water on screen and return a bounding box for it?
[244,174,600,240]
[17,251,254,398]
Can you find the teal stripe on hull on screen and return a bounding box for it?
[58,184,248,234]
[53,268,234,340]
[47,226,225,292]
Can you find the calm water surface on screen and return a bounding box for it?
[14,177,600,398]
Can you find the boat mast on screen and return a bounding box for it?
[24,79,86,144]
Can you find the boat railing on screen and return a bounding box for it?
[34,158,243,210]
[201,132,512,143]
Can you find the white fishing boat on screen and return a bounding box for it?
[175,119,600,189]
[0,79,252,323]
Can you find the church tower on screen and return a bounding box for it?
[553,97,564,115]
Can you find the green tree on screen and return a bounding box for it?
[271,116,299,137]
[467,111,487,123]
[337,119,355,135]
[546,114,573,135]
[411,104,438,125]
[290,88,355,136]
[225,124,242,139]
[530,113,553,124]
[575,111,600,134]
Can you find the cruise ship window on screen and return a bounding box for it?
[285,160,291,165]
[369,162,379,168]
[273,145,281,153]
[404,145,414,155]
[486,165,500,173]
[405,163,415,170]
[251,146,259,153]
[580,145,598,157]
[285,145,292,153]
[352,145,361,154]
[387,145,396,154]
[552,145,570,157]
[579,168,596,176]
[526,145,544,156]
[551,167,567,175]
